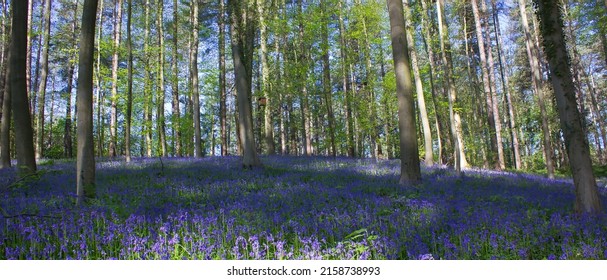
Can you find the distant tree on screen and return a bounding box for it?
[172,0,182,157]
[35,0,52,160]
[156,0,168,157]
[1,46,10,169]
[125,0,133,162]
[76,0,98,205]
[387,0,421,184]
[10,0,37,175]
[109,0,123,158]
[533,0,602,214]
[219,0,228,156]
[191,0,202,158]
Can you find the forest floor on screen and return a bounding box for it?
[1,156,607,259]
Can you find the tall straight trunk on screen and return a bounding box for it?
[297,0,311,156]
[1,49,10,168]
[172,0,181,157]
[31,5,43,125]
[76,0,98,205]
[257,0,275,155]
[492,0,521,169]
[11,0,37,174]
[437,0,468,172]
[585,69,607,163]
[143,0,152,157]
[404,0,432,166]
[338,0,355,157]
[387,0,421,184]
[157,0,167,157]
[534,0,602,214]
[229,0,260,167]
[518,0,554,178]
[26,0,32,117]
[321,4,336,157]
[35,0,52,159]
[125,0,132,162]
[219,0,227,156]
[471,0,503,169]
[63,2,78,159]
[109,0,122,158]
[191,0,202,157]
[95,0,104,157]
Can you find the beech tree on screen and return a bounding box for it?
[387,0,421,184]
[76,0,98,205]
[533,0,602,214]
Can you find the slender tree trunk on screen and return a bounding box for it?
[338,0,355,157]
[157,0,167,157]
[26,0,32,117]
[11,0,37,174]
[518,0,554,178]
[404,0,432,166]
[492,0,521,169]
[34,0,52,159]
[171,0,181,157]
[437,0,468,172]
[109,0,122,158]
[143,0,152,157]
[125,0,132,162]
[76,0,98,206]
[95,0,104,157]
[63,2,78,159]
[190,0,202,157]
[388,0,421,184]
[1,49,10,168]
[219,0,227,156]
[534,0,602,214]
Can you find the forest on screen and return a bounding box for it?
[0,0,607,260]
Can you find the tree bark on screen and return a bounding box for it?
[142,0,152,157]
[172,0,181,157]
[10,0,36,175]
[1,48,10,168]
[257,0,275,155]
[35,0,52,159]
[157,0,167,157]
[109,0,122,158]
[534,0,602,214]
[229,0,261,168]
[76,0,98,205]
[219,0,228,156]
[125,0,133,162]
[191,0,202,157]
[387,0,421,184]
[63,2,78,159]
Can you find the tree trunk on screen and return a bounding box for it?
[257,0,275,155]
[518,0,554,178]
[534,0,602,214]
[142,0,152,157]
[387,0,421,184]
[109,0,122,158]
[229,0,260,168]
[338,0,355,157]
[10,0,36,175]
[125,0,132,162]
[35,0,52,159]
[191,0,202,157]
[404,0,433,166]
[437,0,468,172]
[76,0,98,205]
[219,0,227,156]
[157,0,167,157]
[63,2,78,159]
[95,0,104,157]
[1,49,10,168]
[172,0,181,157]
